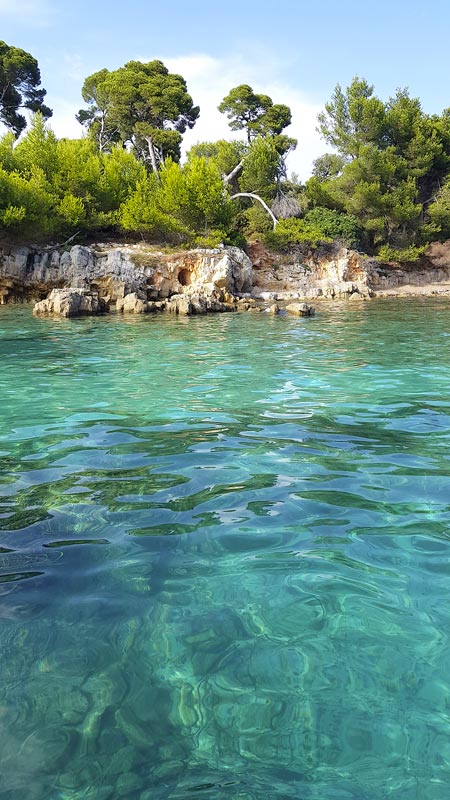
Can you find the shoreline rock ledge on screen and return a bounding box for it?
[8,238,450,317]
[0,243,253,313]
[33,288,108,317]
[0,242,256,317]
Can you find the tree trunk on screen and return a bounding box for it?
[230,192,278,229]
[144,135,160,179]
[98,114,106,152]
[223,159,244,185]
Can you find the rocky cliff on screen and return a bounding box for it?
[2,239,450,309]
[250,241,450,300]
[0,243,252,305]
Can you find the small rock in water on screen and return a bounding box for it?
[285,302,315,316]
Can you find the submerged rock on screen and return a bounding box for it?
[33,288,108,318]
[285,302,315,317]
[116,772,143,796]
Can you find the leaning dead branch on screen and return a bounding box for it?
[41,231,81,252]
[230,192,278,229]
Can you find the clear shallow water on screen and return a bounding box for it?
[1,300,450,799]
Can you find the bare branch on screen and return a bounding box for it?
[230,192,278,229]
[41,231,81,252]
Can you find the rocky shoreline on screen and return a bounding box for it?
[2,240,450,317]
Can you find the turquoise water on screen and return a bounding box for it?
[1,300,450,799]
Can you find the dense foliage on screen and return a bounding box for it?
[0,115,234,245]
[309,77,450,257]
[3,53,450,260]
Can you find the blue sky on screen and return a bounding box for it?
[1,0,449,178]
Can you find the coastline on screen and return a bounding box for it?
[2,239,450,314]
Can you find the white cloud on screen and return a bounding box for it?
[163,53,324,181]
[47,99,83,139]
[0,0,53,26]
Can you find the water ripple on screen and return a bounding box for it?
[1,301,450,798]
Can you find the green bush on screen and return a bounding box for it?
[0,204,26,227]
[304,207,362,247]
[193,230,226,248]
[243,203,273,236]
[0,166,56,237]
[57,194,86,228]
[120,158,233,245]
[377,244,427,263]
[264,217,332,250]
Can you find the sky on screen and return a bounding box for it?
[1,0,450,180]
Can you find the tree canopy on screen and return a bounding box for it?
[0,40,52,137]
[218,84,293,144]
[308,76,450,254]
[77,60,199,170]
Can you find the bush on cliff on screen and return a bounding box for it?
[263,218,332,250]
[0,165,54,236]
[263,207,361,251]
[303,207,362,248]
[0,115,146,239]
[376,244,427,263]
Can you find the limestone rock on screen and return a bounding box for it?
[116,293,148,314]
[166,294,193,315]
[11,237,450,306]
[165,292,235,316]
[259,291,278,302]
[285,302,315,317]
[348,290,366,302]
[269,303,280,315]
[193,247,252,294]
[33,288,107,317]
[248,243,377,300]
[0,243,253,304]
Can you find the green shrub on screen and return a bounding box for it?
[225,230,248,249]
[57,194,86,228]
[0,166,56,237]
[243,203,273,235]
[377,244,427,263]
[0,204,27,228]
[264,218,332,250]
[304,207,362,247]
[194,230,226,248]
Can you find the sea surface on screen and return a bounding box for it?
[1,299,450,799]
